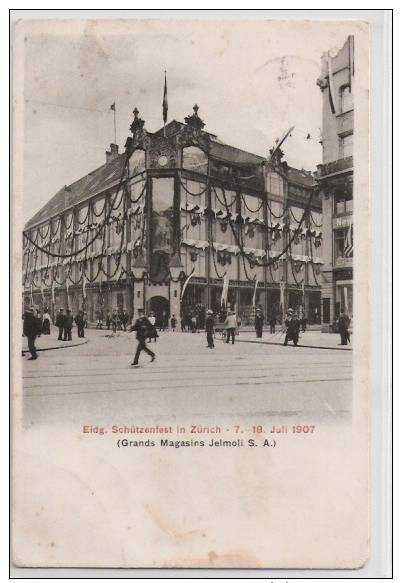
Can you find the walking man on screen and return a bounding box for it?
[224,309,237,344]
[74,310,85,338]
[130,308,155,367]
[55,308,65,340]
[205,309,215,349]
[23,308,42,360]
[254,308,264,338]
[63,309,73,341]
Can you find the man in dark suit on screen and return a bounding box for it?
[63,309,74,341]
[205,309,215,349]
[74,310,85,338]
[130,309,155,367]
[55,308,65,341]
[338,311,351,345]
[23,308,42,360]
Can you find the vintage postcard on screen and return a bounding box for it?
[12,16,371,569]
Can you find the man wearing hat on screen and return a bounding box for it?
[254,308,264,339]
[55,308,65,340]
[130,308,155,367]
[224,309,237,345]
[205,309,215,349]
[63,309,74,341]
[23,307,42,360]
[283,308,300,347]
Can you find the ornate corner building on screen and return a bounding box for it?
[23,104,323,327]
[316,36,354,331]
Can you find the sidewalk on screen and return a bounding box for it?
[235,329,352,351]
[22,329,88,354]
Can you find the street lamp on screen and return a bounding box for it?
[169,253,184,282]
[132,254,147,281]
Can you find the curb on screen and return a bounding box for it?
[235,338,352,351]
[22,338,88,355]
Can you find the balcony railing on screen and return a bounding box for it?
[317,156,353,178]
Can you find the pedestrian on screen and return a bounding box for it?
[63,308,74,341]
[42,308,51,335]
[130,308,155,367]
[55,308,65,340]
[224,309,237,344]
[338,310,351,346]
[148,312,158,342]
[254,308,264,338]
[23,308,42,360]
[121,309,129,332]
[111,309,118,334]
[96,310,104,329]
[205,309,215,349]
[283,308,300,346]
[170,314,177,331]
[191,314,197,333]
[181,313,187,332]
[74,310,85,338]
[269,311,277,334]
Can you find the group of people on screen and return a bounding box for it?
[95,309,130,332]
[55,308,86,340]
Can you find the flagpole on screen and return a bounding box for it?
[163,70,167,138]
[164,70,166,138]
[113,106,116,145]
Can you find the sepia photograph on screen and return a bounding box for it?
[11,14,377,570]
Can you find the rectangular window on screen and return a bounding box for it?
[339,133,353,158]
[340,85,353,113]
[334,189,353,216]
[334,229,346,261]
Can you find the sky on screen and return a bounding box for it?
[21,18,358,222]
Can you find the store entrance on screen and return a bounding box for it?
[147,296,169,329]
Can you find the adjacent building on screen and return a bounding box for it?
[23,105,323,327]
[316,36,354,331]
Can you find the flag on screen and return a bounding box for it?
[110,102,115,111]
[344,224,353,258]
[252,278,258,307]
[180,267,195,302]
[279,280,285,315]
[30,283,34,306]
[221,274,229,307]
[51,279,55,304]
[270,126,295,160]
[162,72,168,125]
[327,55,336,114]
[82,274,87,300]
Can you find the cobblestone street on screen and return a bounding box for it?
[21,328,352,428]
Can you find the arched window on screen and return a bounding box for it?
[182,146,208,174]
